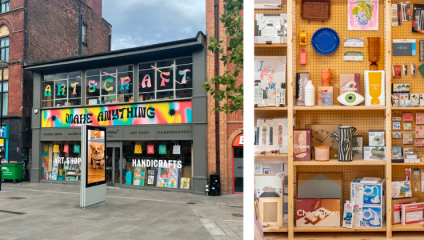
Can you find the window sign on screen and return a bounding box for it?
[42,72,82,108]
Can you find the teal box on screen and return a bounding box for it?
[126,172,133,185]
[57,175,65,181]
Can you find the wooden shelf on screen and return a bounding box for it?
[263,224,289,233]
[255,154,288,159]
[293,106,386,111]
[294,159,386,166]
[392,224,424,231]
[294,225,386,232]
[255,107,288,111]
[255,44,287,48]
[392,107,424,110]
[392,162,424,166]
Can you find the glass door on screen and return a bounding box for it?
[233,147,244,193]
[106,142,121,187]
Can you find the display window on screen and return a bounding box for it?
[41,141,82,181]
[42,72,82,108]
[122,140,192,189]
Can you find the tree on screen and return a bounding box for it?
[203,0,243,114]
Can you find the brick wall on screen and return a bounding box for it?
[206,0,244,195]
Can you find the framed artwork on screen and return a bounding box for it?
[348,0,379,31]
[133,167,146,186]
[263,168,271,174]
[181,177,190,189]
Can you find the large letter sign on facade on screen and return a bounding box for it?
[41,100,192,127]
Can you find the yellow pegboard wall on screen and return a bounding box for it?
[295,0,386,103]
[391,0,424,93]
[295,110,386,145]
[391,110,424,148]
[392,165,424,202]
[294,165,386,207]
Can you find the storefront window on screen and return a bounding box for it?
[122,140,192,189]
[41,142,81,181]
[138,56,193,102]
[42,72,82,107]
[86,65,134,105]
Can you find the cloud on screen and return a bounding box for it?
[103,0,206,50]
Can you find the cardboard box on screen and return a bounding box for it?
[361,178,385,206]
[352,136,363,160]
[339,73,360,106]
[296,73,310,106]
[360,205,385,228]
[350,178,363,205]
[293,130,311,161]
[392,197,418,224]
[401,202,424,225]
[363,146,386,161]
[296,199,341,227]
[391,146,403,160]
[297,173,342,200]
[364,71,385,106]
[392,181,412,198]
[369,130,385,146]
[392,83,410,93]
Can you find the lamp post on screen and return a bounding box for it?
[0,61,7,191]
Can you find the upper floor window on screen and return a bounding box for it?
[1,0,10,13]
[139,56,192,102]
[82,23,87,44]
[0,37,9,63]
[42,72,82,108]
[86,65,134,105]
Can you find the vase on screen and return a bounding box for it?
[321,69,335,86]
[368,37,380,70]
[356,12,370,25]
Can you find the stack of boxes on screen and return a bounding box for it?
[350,177,386,228]
[364,130,386,161]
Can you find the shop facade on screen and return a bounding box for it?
[25,32,208,194]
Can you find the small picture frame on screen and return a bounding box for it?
[417,113,424,124]
[415,139,424,147]
[403,133,413,144]
[416,126,424,138]
[393,122,401,130]
[393,132,402,138]
[263,168,271,174]
[404,123,412,130]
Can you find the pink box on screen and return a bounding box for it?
[414,139,424,147]
[416,126,424,138]
[416,113,424,124]
[402,113,413,122]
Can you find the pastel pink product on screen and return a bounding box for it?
[315,145,330,161]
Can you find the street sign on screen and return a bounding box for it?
[0,128,5,138]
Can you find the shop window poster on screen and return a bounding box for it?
[181,178,190,189]
[147,169,155,185]
[348,0,379,31]
[133,166,146,186]
[168,165,180,189]
[41,144,49,179]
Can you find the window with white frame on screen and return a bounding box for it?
[138,56,192,101]
[86,65,134,105]
[42,72,82,108]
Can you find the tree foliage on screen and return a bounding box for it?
[203,0,243,114]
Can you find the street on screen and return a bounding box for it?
[0,183,243,240]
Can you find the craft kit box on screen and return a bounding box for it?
[364,71,385,106]
[358,205,385,228]
[293,130,311,161]
[350,178,363,205]
[401,202,424,225]
[392,197,418,225]
[352,136,363,160]
[360,178,386,206]
[296,199,341,227]
[368,130,385,146]
[339,73,360,106]
[392,181,412,198]
[363,146,386,161]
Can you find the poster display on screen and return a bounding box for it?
[42,101,192,127]
[86,126,106,187]
[133,167,146,186]
[348,0,379,31]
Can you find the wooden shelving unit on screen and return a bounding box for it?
[293,225,387,232]
[255,44,288,48]
[293,106,386,111]
[293,159,386,166]
[255,107,288,111]
[255,154,288,159]
[263,224,289,233]
[391,224,424,231]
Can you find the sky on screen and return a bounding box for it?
[103,0,206,51]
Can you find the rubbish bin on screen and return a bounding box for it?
[1,163,23,183]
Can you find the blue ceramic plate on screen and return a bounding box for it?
[311,28,340,55]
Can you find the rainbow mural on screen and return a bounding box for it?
[41,101,192,127]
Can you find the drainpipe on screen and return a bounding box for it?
[214,0,220,176]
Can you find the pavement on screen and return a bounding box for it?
[0,182,243,240]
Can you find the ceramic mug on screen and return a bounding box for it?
[321,69,335,86]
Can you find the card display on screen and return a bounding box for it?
[393,39,416,56]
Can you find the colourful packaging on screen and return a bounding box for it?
[296,198,341,227]
[293,130,311,161]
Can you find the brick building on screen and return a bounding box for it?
[0,0,111,178]
[206,0,243,194]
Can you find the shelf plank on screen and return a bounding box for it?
[255,154,288,159]
[263,224,289,233]
[294,159,386,166]
[392,162,424,165]
[392,107,424,110]
[293,106,386,111]
[294,225,386,232]
[255,44,287,48]
[392,224,424,231]
[255,107,288,111]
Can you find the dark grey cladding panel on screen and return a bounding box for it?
[40,129,66,141]
[106,127,124,140]
[123,126,157,140]
[66,128,82,141]
[156,125,193,140]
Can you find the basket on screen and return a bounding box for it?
[301,0,331,21]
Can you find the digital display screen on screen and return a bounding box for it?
[86,126,106,187]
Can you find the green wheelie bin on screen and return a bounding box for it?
[1,162,23,183]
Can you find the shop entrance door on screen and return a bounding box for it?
[106,142,121,187]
